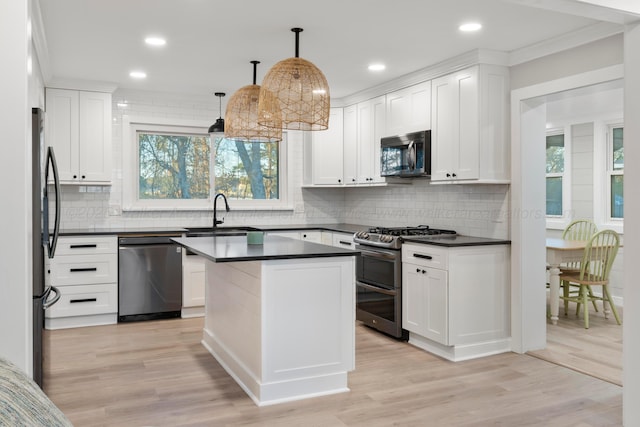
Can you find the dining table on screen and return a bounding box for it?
[546,237,588,325]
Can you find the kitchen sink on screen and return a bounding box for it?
[184,226,260,237]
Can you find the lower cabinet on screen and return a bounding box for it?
[332,232,355,249]
[401,242,510,361]
[45,235,118,329]
[182,251,206,318]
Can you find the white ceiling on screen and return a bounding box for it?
[38,0,630,101]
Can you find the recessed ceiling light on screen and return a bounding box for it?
[368,63,386,72]
[459,22,482,32]
[145,37,166,46]
[129,71,147,79]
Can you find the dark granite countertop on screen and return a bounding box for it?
[59,223,370,237]
[60,227,187,236]
[402,235,511,247]
[172,235,360,262]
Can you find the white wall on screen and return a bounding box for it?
[0,0,31,372]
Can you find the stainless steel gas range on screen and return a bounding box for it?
[353,225,456,339]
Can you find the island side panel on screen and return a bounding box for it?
[200,256,356,407]
[202,260,263,401]
[261,257,356,403]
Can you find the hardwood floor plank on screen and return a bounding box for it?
[44,318,622,426]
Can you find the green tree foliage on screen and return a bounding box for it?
[138,133,210,199]
[213,137,279,200]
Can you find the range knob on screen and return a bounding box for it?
[355,231,370,240]
[380,235,394,243]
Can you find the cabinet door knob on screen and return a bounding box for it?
[73,174,77,179]
[446,173,451,178]
[422,269,426,274]
[452,173,457,178]
[338,179,342,183]
[416,268,421,273]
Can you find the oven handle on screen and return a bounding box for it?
[356,246,398,260]
[356,281,397,296]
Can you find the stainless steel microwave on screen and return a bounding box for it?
[380,130,431,177]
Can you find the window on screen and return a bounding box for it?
[138,132,210,200]
[213,136,279,201]
[608,125,624,220]
[123,116,289,211]
[546,132,565,216]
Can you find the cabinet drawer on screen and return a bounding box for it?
[45,283,117,318]
[402,243,448,270]
[48,254,117,285]
[55,235,117,255]
[332,233,355,249]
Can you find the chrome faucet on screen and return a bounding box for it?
[213,193,230,228]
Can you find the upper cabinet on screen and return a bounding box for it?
[430,65,509,183]
[308,108,345,185]
[45,88,112,184]
[385,81,431,137]
[343,95,386,185]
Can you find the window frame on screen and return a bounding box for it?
[545,126,572,230]
[122,116,291,211]
[594,120,624,233]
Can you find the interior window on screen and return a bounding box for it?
[545,133,565,217]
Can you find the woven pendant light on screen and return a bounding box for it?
[258,28,330,131]
[224,61,282,142]
[208,92,225,133]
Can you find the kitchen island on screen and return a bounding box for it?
[171,235,359,406]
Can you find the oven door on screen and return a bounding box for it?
[355,245,400,290]
[356,281,404,338]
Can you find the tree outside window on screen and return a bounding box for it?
[138,132,210,200]
[213,137,279,200]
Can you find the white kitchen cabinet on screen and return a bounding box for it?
[332,232,355,249]
[45,88,112,184]
[401,242,510,361]
[45,235,118,329]
[266,230,323,243]
[309,108,345,185]
[430,65,509,183]
[357,95,386,184]
[385,81,431,137]
[343,96,387,185]
[182,252,206,318]
[343,104,358,184]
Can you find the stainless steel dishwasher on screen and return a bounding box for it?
[118,235,182,322]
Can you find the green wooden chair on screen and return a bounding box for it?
[561,219,599,313]
[559,229,621,329]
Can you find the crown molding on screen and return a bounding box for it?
[47,78,118,93]
[507,21,623,66]
[31,0,52,83]
[338,49,508,106]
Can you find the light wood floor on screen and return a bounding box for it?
[529,300,623,386]
[44,318,622,426]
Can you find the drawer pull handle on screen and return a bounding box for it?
[413,253,433,260]
[339,240,352,246]
[70,244,97,249]
[69,267,98,272]
[70,298,97,304]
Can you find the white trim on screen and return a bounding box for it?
[46,78,118,93]
[510,64,624,354]
[508,22,623,66]
[30,0,52,83]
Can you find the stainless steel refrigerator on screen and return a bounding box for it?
[32,107,62,388]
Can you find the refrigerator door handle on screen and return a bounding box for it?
[44,147,61,259]
[42,286,61,309]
